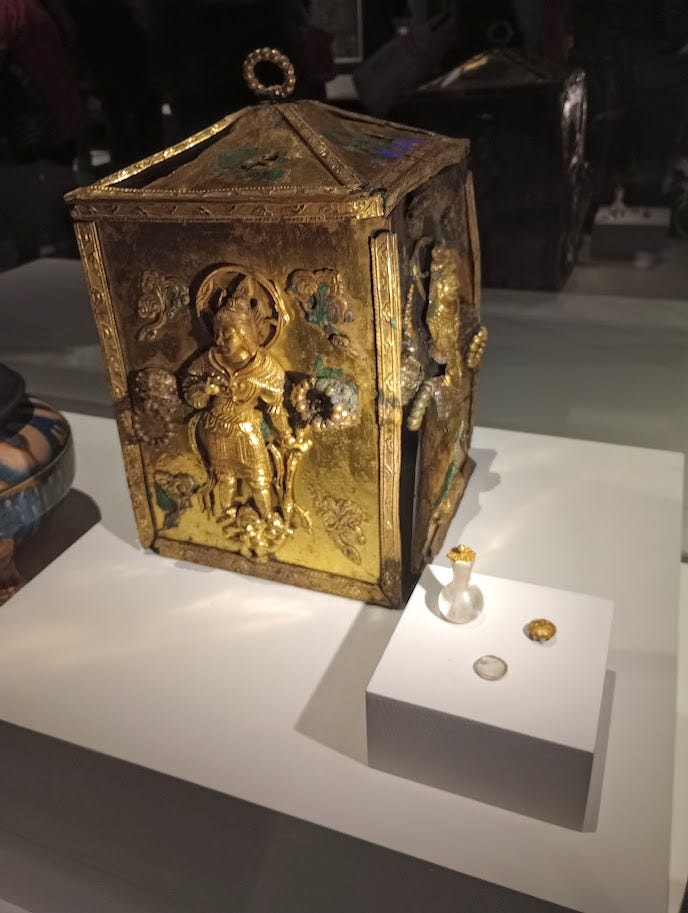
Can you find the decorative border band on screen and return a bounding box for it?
[74,222,155,547]
[370,231,403,607]
[155,538,390,606]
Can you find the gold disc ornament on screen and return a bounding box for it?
[526,618,557,643]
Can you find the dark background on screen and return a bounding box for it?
[1,0,687,271]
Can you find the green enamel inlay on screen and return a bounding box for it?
[217,147,285,181]
[314,356,344,380]
[436,461,458,506]
[155,482,176,514]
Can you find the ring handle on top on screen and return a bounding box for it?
[243,48,296,101]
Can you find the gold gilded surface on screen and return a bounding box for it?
[278,103,362,188]
[467,325,488,370]
[447,544,476,564]
[243,47,296,100]
[370,232,403,607]
[88,215,383,596]
[312,492,368,564]
[137,271,189,342]
[68,70,481,608]
[399,236,431,407]
[395,166,481,570]
[406,245,462,432]
[74,223,128,401]
[526,619,557,642]
[465,172,481,313]
[82,112,242,193]
[182,270,322,560]
[69,197,385,224]
[66,97,467,217]
[155,537,388,605]
[74,222,155,547]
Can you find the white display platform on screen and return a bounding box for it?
[367,570,614,829]
[0,414,683,913]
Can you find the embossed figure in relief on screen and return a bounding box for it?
[403,239,487,563]
[400,236,432,406]
[406,245,487,436]
[182,268,359,561]
[183,280,303,529]
[407,245,462,432]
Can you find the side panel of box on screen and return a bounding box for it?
[84,215,391,603]
[390,163,483,573]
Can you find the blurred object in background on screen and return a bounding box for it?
[420,0,571,61]
[64,0,163,170]
[309,0,366,63]
[0,160,80,270]
[571,0,688,211]
[591,186,670,260]
[353,10,457,116]
[444,0,522,60]
[159,0,334,137]
[309,0,416,64]
[396,50,590,290]
[0,0,85,165]
[669,157,688,238]
[0,0,85,270]
[288,19,337,100]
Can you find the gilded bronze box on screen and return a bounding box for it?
[67,53,486,608]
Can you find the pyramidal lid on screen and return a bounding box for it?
[66,48,468,221]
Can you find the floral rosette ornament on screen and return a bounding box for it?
[290,357,359,432]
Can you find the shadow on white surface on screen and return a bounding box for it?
[445,448,501,558]
[422,566,444,618]
[0,722,572,913]
[295,451,500,765]
[583,670,616,833]
[13,490,101,587]
[295,605,398,764]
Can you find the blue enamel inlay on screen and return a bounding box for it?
[376,138,421,159]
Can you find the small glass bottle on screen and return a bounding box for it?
[438,544,484,624]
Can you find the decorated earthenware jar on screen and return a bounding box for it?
[0,364,75,545]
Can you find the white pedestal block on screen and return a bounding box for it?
[367,567,614,830]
